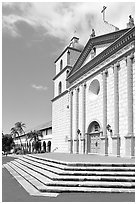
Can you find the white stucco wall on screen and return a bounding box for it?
[52,93,70,152]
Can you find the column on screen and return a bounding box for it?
[112,62,120,156]
[68,91,73,153]
[74,87,79,153]
[125,53,135,157]
[100,70,108,155]
[81,82,86,154]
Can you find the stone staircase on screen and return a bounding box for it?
[3,154,135,194]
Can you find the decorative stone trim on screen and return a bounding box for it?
[53,65,72,81]
[69,29,130,77]
[125,135,135,138]
[68,27,135,84]
[51,90,68,102]
[54,46,81,63]
[68,44,134,91]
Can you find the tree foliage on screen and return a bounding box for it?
[2,134,14,153]
[27,130,43,152]
[11,122,26,153]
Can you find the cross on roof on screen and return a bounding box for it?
[101,6,107,21]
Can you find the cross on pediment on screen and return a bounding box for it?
[101,6,107,21]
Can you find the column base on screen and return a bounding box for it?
[125,134,135,157]
[100,137,108,156]
[112,135,120,157]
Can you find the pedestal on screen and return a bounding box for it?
[80,138,85,154]
[68,139,73,153]
[112,135,120,157]
[125,135,135,157]
[100,137,108,156]
[74,139,77,154]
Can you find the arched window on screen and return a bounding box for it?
[66,70,69,77]
[67,50,70,65]
[47,141,51,152]
[60,59,63,71]
[93,47,96,54]
[43,141,46,152]
[58,81,62,94]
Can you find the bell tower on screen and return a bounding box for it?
[53,36,84,98]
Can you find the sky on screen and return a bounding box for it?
[2,1,135,133]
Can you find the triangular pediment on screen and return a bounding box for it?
[67,28,130,81]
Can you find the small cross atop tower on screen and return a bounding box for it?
[101,6,107,21]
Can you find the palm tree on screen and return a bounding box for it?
[27,130,43,153]
[15,122,26,135]
[15,122,26,153]
[11,122,26,153]
[11,127,20,153]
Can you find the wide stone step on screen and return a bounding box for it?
[56,175,135,182]
[10,160,135,188]
[4,163,134,194]
[6,161,135,190]
[39,186,135,193]
[16,157,135,178]
[11,160,58,181]
[46,180,135,188]
[3,163,47,196]
[13,159,135,183]
[22,155,135,171]
[8,162,50,190]
[27,154,135,167]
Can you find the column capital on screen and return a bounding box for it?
[104,69,108,75]
[81,82,86,88]
[83,81,86,87]
[115,61,120,68]
[70,90,73,95]
[102,69,108,77]
[74,87,79,93]
[124,56,127,65]
[130,52,134,60]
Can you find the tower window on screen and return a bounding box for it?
[58,81,62,94]
[67,50,70,65]
[93,47,96,54]
[60,59,63,71]
[66,70,69,77]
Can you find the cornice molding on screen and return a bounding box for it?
[54,46,81,63]
[67,27,134,84]
[53,65,72,81]
[67,28,130,78]
[68,46,134,91]
[51,90,68,102]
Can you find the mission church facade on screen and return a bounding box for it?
[51,15,135,158]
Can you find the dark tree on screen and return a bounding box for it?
[2,134,14,154]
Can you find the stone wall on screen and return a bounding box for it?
[52,93,70,152]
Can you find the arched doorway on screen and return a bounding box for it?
[47,141,51,152]
[43,141,46,152]
[87,121,101,154]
